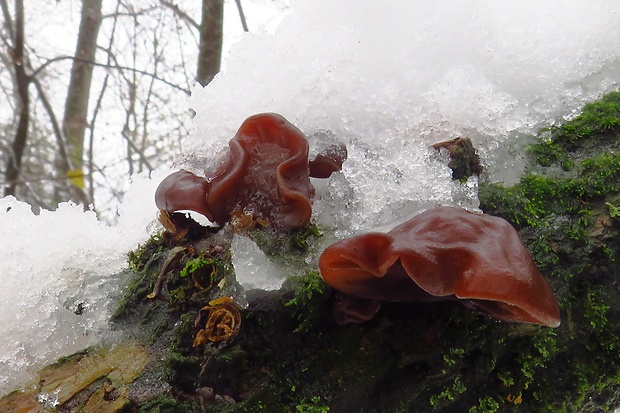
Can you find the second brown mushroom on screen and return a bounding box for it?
[319,207,561,327]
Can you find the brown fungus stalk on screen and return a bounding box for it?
[319,207,561,327]
[155,113,346,230]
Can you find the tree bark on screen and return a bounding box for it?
[196,0,224,86]
[60,0,103,205]
[2,0,30,197]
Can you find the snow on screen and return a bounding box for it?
[3,0,620,398]
[231,235,289,291]
[0,172,166,395]
[187,0,620,234]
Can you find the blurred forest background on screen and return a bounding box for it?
[0,0,289,221]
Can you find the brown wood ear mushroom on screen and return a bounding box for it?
[155,113,346,229]
[155,170,211,220]
[319,207,561,327]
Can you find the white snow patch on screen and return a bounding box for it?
[187,0,620,235]
[0,171,166,395]
[231,235,288,291]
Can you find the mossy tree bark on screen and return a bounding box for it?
[3,93,620,413]
[59,0,102,206]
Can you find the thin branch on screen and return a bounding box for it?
[139,15,164,173]
[171,10,192,92]
[0,50,17,112]
[20,178,52,210]
[30,55,191,95]
[120,123,154,172]
[31,77,71,172]
[234,0,249,32]
[86,0,121,209]
[0,0,15,44]
[102,7,158,20]
[3,0,31,197]
[159,0,200,30]
[88,74,109,209]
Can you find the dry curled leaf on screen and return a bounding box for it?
[193,297,242,346]
[230,210,269,233]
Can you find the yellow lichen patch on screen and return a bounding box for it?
[0,342,148,413]
[0,389,38,413]
[193,297,242,346]
[39,342,149,406]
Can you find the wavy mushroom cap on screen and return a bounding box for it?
[154,170,212,220]
[319,207,561,327]
[206,113,314,229]
[155,113,346,230]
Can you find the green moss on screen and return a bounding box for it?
[136,395,202,413]
[606,202,620,218]
[247,223,322,267]
[498,91,620,230]
[282,271,331,333]
[292,223,322,250]
[295,396,330,413]
[127,232,166,273]
[480,151,620,229]
[468,396,501,413]
[529,139,573,169]
[443,347,465,367]
[530,91,620,168]
[546,91,620,146]
[429,376,467,409]
[180,257,209,278]
[584,289,610,333]
[175,255,231,300]
[472,93,620,413]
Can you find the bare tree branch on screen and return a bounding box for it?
[86,0,121,210]
[3,0,31,197]
[171,10,193,92]
[30,55,191,95]
[159,0,200,30]
[88,74,109,209]
[0,0,15,43]
[234,0,249,32]
[31,77,71,173]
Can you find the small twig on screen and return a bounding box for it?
[159,0,200,30]
[199,345,221,378]
[30,56,191,95]
[234,0,248,32]
[147,246,186,299]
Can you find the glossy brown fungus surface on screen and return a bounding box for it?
[155,170,211,220]
[308,143,348,178]
[155,113,345,229]
[319,207,561,327]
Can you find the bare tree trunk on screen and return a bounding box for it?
[60,0,103,205]
[2,0,30,197]
[196,0,224,86]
